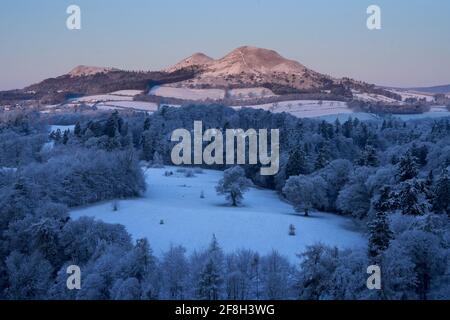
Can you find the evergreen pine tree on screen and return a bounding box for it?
[357,145,380,167]
[53,129,62,143]
[104,111,123,138]
[373,186,394,212]
[196,235,224,300]
[432,168,450,215]
[398,152,418,182]
[74,122,82,137]
[197,258,223,300]
[410,144,428,167]
[398,179,427,216]
[315,146,329,170]
[104,115,118,138]
[141,131,154,162]
[62,130,69,145]
[143,117,151,131]
[285,149,308,178]
[368,210,393,259]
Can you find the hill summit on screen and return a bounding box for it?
[166,46,332,91]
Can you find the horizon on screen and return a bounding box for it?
[1,0,450,90]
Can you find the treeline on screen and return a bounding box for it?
[0,116,146,299]
[348,100,430,114]
[137,91,350,108]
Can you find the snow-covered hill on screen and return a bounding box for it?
[68,65,118,77]
[166,46,332,91]
[71,167,365,261]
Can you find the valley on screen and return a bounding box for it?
[71,167,365,262]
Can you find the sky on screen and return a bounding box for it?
[0,0,449,90]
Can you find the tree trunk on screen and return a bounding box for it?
[231,192,237,207]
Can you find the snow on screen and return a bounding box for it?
[388,89,435,102]
[49,125,75,133]
[149,85,276,101]
[71,167,365,261]
[354,92,400,104]
[229,88,276,99]
[73,95,134,103]
[68,65,116,77]
[317,113,380,122]
[108,90,143,97]
[233,100,352,119]
[96,101,160,112]
[149,85,225,101]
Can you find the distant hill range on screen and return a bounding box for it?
[0,66,197,105]
[1,46,442,105]
[409,84,450,95]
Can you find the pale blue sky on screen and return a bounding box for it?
[0,0,449,90]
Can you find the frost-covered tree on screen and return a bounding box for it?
[74,121,82,137]
[285,149,308,178]
[368,210,393,259]
[410,143,428,167]
[216,166,252,206]
[372,185,395,213]
[397,179,429,216]
[318,159,353,211]
[143,117,151,131]
[283,175,326,216]
[314,146,329,170]
[117,239,156,283]
[161,245,189,300]
[197,258,224,300]
[104,111,123,138]
[367,185,394,259]
[398,152,418,182]
[330,249,375,300]
[336,167,372,219]
[260,251,293,300]
[296,244,339,300]
[5,251,53,300]
[225,249,260,300]
[195,236,225,300]
[141,130,155,162]
[152,151,164,168]
[110,278,141,300]
[381,242,417,300]
[389,230,447,300]
[357,145,380,167]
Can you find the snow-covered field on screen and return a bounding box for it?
[149,86,225,101]
[354,92,400,104]
[65,91,162,112]
[388,89,435,103]
[234,100,353,119]
[71,167,365,261]
[316,106,450,122]
[149,86,276,101]
[108,90,143,97]
[74,94,134,103]
[96,101,160,112]
[229,87,276,99]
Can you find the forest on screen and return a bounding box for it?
[0,105,449,300]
